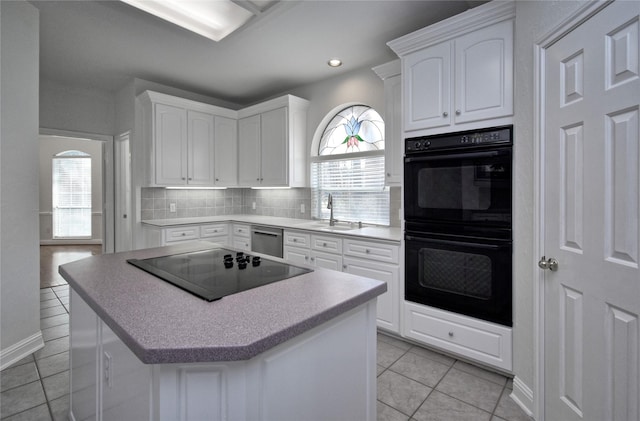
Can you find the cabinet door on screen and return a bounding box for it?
[238,115,261,186]
[260,107,288,186]
[214,116,238,186]
[70,290,99,421]
[155,103,187,185]
[284,245,310,266]
[233,238,251,251]
[311,250,343,271]
[343,256,399,333]
[454,20,513,124]
[187,110,215,185]
[384,74,402,185]
[101,322,151,421]
[403,41,451,131]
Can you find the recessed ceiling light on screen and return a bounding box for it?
[121,0,255,42]
[328,58,342,67]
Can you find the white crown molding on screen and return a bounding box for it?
[387,0,515,57]
[372,60,401,80]
[138,90,239,119]
[237,94,310,118]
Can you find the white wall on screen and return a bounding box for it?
[39,136,104,244]
[40,79,115,136]
[0,1,44,368]
[286,67,385,159]
[512,0,585,412]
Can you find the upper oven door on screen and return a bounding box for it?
[404,146,512,227]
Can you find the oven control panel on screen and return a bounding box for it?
[405,126,512,153]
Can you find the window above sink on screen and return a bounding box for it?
[310,104,389,226]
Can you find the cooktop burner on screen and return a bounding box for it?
[127,248,312,301]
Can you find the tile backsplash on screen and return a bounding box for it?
[141,186,401,227]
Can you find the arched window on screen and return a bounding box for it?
[311,104,389,225]
[52,150,92,238]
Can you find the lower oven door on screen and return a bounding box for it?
[405,231,512,326]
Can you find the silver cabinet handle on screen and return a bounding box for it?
[365,249,370,254]
[455,109,461,115]
[343,265,347,270]
[322,242,327,247]
[443,111,448,117]
[538,256,559,271]
[448,331,454,337]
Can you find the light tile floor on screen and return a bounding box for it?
[1,284,532,421]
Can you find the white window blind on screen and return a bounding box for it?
[52,152,92,238]
[311,155,389,225]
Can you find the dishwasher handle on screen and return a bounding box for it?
[252,229,282,237]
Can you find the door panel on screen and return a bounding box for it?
[543,2,640,420]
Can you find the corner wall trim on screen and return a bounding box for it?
[510,376,534,417]
[0,331,45,371]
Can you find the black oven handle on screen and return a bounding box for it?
[405,234,506,250]
[404,149,508,163]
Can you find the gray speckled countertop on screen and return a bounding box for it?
[60,241,386,364]
[141,215,402,242]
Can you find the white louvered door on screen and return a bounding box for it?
[543,2,640,420]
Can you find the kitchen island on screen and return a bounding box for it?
[60,241,386,421]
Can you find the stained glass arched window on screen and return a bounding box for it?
[311,104,389,225]
[318,105,385,155]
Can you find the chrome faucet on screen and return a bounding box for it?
[327,193,338,226]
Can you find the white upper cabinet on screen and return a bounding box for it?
[187,110,215,185]
[137,91,238,187]
[373,60,402,186]
[214,116,238,186]
[238,95,310,188]
[388,1,515,135]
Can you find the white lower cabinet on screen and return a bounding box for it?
[71,290,378,421]
[284,231,400,334]
[142,223,231,248]
[200,223,229,246]
[232,223,251,251]
[343,256,399,334]
[283,232,343,271]
[70,290,151,421]
[404,301,512,371]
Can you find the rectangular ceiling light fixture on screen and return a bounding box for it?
[121,0,255,41]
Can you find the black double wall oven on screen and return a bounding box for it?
[404,126,513,326]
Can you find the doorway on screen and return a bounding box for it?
[38,129,114,253]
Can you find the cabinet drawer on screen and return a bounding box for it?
[164,226,199,242]
[343,239,399,263]
[404,302,512,371]
[284,231,310,248]
[233,224,250,237]
[311,234,342,254]
[200,224,229,238]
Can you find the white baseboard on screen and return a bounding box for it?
[510,376,534,418]
[40,239,102,245]
[0,331,45,370]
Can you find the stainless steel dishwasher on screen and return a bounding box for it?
[250,225,283,258]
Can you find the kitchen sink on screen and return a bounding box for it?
[304,222,358,232]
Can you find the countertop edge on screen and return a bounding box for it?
[141,215,402,242]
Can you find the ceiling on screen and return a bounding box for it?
[30,0,482,106]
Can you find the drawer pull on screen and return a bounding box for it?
[448,331,454,338]
[323,242,327,247]
[293,238,297,242]
[365,249,370,254]
[181,233,186,236]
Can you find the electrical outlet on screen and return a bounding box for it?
[169,203,177,213]
[103,351,113,389]
[300,203,305,214]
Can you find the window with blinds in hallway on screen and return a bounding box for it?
[52,150,92,238]
[311,105,389,225]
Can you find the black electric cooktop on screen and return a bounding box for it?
[127,248,312,301]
